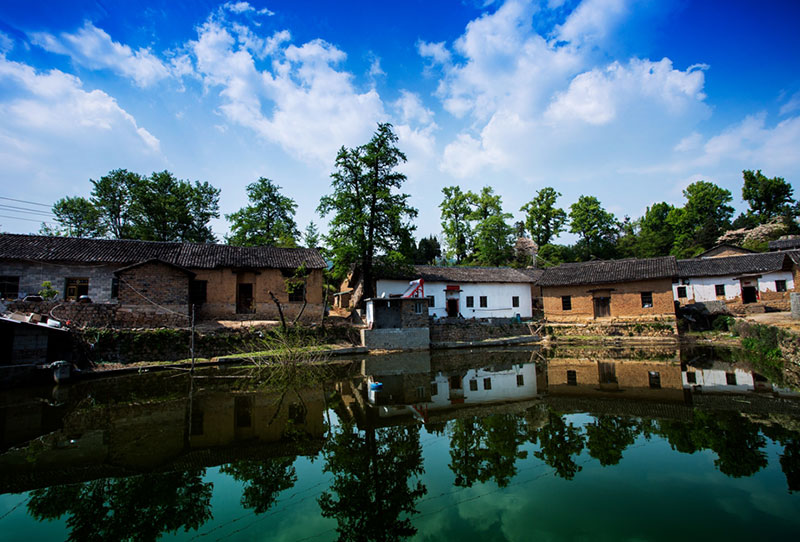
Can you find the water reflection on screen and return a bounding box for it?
[1,344,800,540]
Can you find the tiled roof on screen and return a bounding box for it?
[769,238,800,251]
[382,265,537,284]
[697,243,756,258]
[677,252,792,278]
[0,233,326,269]
[538,256,678,287]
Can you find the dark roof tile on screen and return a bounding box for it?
[538,256,677,287]
[678,252,792,277]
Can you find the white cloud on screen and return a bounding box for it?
[779,91,800,116]
[394,90,434,125]
[222,2,274,16]
[0,32,13,55]
[30,22,171,87]
[555,0,629,46]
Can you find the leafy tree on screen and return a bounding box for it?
[318,421,427,542]
[531,410,586,480]
[226,177,299,247]
[129,171,220,243]
[670,180,734,256]
[535,243,579,267]
[585,416,639,466]
[520,187,567,246]
[304,221,321,248]
[742,169,797,224]
[27,470,213,542]
[318,123,418,302]
[568,196,618,260]
[469,186,514,266]
[439,186,474,264]
[90,169,142,238]
[43,196,105,238]
[636,202,677,257]
[415,235,441,264]
[220,458,297,514]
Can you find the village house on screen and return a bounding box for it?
[374,265,538,319]
[674,251,796,311]
[769,237,800,252]
[538,256,678,324]
[696,243,756,258]
[0,233,326,325]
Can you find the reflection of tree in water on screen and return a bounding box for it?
[448,414,528,488]
[658,411,768,478]
[221,457,297,514]
[27,469,212,542]
[318,422,426,542]
[530,410,586,480]
[761,424,800,493]
[585,416,640,466]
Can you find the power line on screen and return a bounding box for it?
[0,204,55,217]
[0,196,51,207]
[0,214,51,224]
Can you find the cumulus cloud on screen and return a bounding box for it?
[223,1,273,16]
[30,22,171,87]
[554,0,629,46]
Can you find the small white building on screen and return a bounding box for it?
[375,265,536,319]
[674,252,795,305]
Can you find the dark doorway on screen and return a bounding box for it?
[446,298,459,317]
[237,283,254,314]
[593,297,611,318]
[742,286,757,304]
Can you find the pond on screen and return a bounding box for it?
[1,344,799,541]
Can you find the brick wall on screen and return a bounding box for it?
[0,261,118,301]
[117,261,191,307]
[429,320,531,343]
[8,300,189,329]
[542,278,676,323]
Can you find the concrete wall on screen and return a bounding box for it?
[542,278,675,323]
[673,271,794,304]
[0,261,118,301]
[376,279,533,319]
[361,328,430,350]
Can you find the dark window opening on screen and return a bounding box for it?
[427,295,435,307]
[431,382,439,396]
[516,374,524,386]
[648,371,661,389]
[469,379,478,391]
[450,375,462,389]
[288,402,306,425]
[641,292,653,308]
[111,277,119,299]
[567,370,577,386]
[479,296,487,308]
[466,296,474,308]
[726,372,737,386]
[715,284,725,297]
[776,280,787,292]
[686,371,697,384]
[190,410,204,436]
[416,386,426,400]
[483,377,492,390]
[677,286,687,298]
[235,396,253,428]
[65,277,89,301]
[512,296,519,308]
[0,276,20,299]
[561,296,572,311]
[189,279,207,305]
[288,282,305,302]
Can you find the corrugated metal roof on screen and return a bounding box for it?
[0,233,326,269]
[677,252,792,278]
[538,256,678,287]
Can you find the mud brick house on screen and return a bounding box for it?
[539,256,678,323]
[375,265,538,319]
[674,251,796,312]
[696,243,756,258]
[0,233,325,325]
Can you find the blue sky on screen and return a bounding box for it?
[1,0,799,243]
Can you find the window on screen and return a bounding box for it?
[483,377,492,390]
[413,301,425,314]
[288,282,305,302]
[726,372,737,385]
[189,279,207,305]
[235,396,253,428]
[450,376,462,389]
[561,296,572,311]
[469,379,478,391]
[0,276,19,299]
[190,410,204,436]
[715,284,725,297]
[479,296,487,308]
[776,280,787,292]
[289,402,306,424]
[111,277,119,299]
[648,371,661,389]
[686,371,697,384]
[677,286,687,298]
[516,374,524,386]
[512,296,519,308]
[567,370,577,386]
[427,295,435,307]
[65,277,89,301]
[431,382,439,396]
[416,386,426,400]
[466,296,474,308]
[641,292,653,308]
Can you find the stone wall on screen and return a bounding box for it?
[361,328,430,351]
[118,261,191,307]
[546,320,678,337]
[429,320,531,343]
[7,300,190,329]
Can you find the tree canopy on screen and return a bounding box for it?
[520,187,567,247]
[226,177,299,247]
[741,169,797,224]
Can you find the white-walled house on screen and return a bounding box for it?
[375,265,536,319]
[674,252,795,306]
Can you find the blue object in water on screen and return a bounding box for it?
[369,382,383,391]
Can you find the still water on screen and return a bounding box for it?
[1,344,799,541]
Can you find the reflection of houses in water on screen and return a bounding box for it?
[682,361,800,397]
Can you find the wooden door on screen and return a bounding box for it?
[237,283,254,314]
[593,297,611,318]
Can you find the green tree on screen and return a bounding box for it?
[531,410,586,480]
[129,171,220,243]
[568,196,618,260]
[318,123,418,302]
[220,458,297,514]
[415,235,441,264]
[226,177,299,247]
[303,221,321,248]
[43,196,105,238]
[670,180,734,256]
[90,169,142,238]
[439,186,474,264]
[520,187,567,246]
[637,202,677,257]
[469,186,514,266]
[585,416,640,466]
[742,169,797,224]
